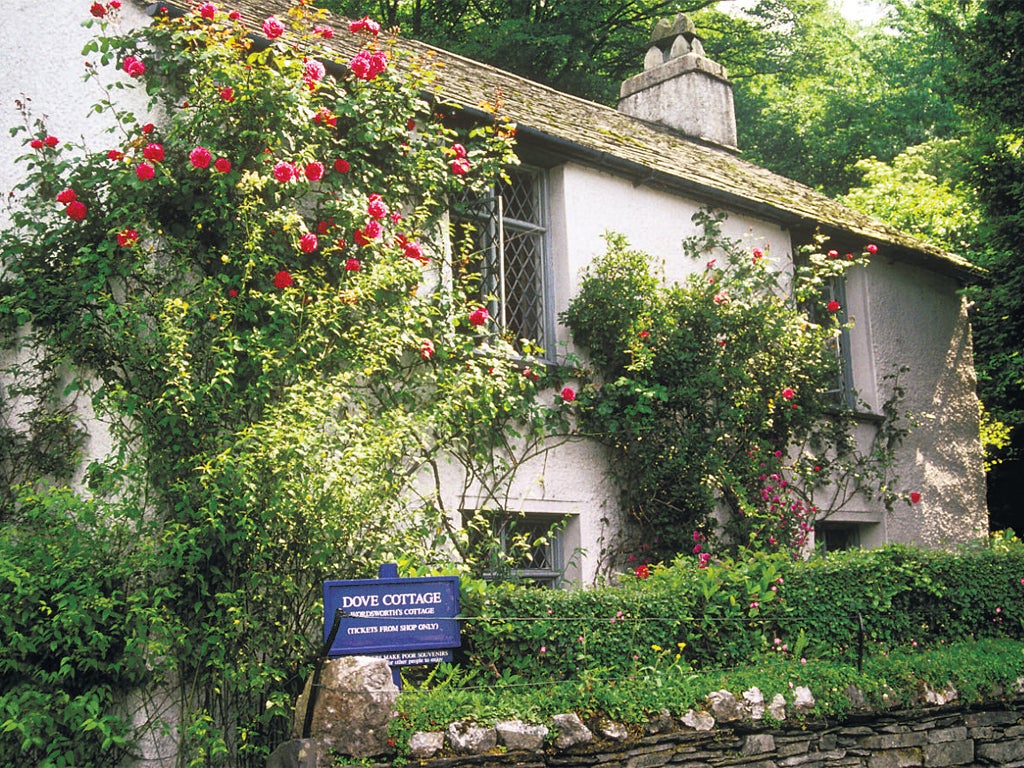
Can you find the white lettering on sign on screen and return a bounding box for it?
[341,594,380,609]
[381,591,443,607]
[347,626,379,635]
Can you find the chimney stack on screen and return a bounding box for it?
[618,14,737,151]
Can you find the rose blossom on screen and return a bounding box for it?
[122,55,146,77]
[189,146,212,169]
[262,16,285,39]
[299,233,318,253]
[91,2,106,16]
[333,157,350,173]
[304,161,325,181]
[419,339,435,360]
[349,16,381,35]
[781,387,795,400]
[560,387,576,402]
[468,307,489,327]
[272,161,297,183]
[366,194,388,220]
[273,270,293,289]
[451,143,467,159]
[827,300,841,313]
[345,257,361,272]
[107,149,124,161]
[141,123,154,135]
[117,228,138,247]
[402,240,426,263]
[313,25,334,38]
[635,564,650,579]
[353,220,381,246]
[866,243,878,254]
[228,9,240,20]
[909,491,922,504]
[349,49,387,80]
[30,139,44,149]
[56,188,77,204]
[303,59,326,85]
[143,143,164,162]
[66,200,87,221]
[136,162,155,180]
[214,157,231,173]
[220,86,235,102]
[197,2,216,19]
[44,135,59,147]
[450,157,470,176]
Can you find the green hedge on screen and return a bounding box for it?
[459,537,1024,682]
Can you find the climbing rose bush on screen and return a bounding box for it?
[0,2,571,765]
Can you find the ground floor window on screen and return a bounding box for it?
[463,511,566,587]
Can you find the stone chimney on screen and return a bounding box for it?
[618,14,737,151]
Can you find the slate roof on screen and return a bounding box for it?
[224,0,979,281]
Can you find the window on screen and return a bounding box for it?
[463,511,565,587]
[819,276,857,410]
[815,522,861,553]
[451,168,551,354]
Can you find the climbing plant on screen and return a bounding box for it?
[0,2,571,765]
[562,211,913,561]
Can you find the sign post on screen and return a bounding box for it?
[323,563,461,685]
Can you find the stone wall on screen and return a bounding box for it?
[399,702,1024,768]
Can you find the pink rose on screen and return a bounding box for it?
[313,25,334,38]
[273,270,293,289]
[866,243,878,255]
[303,59,326,85]
[262,16,285,39]
[122,55,146,77]
[468,307,489,327]
[197,2,216,18]
[273,161,296,183]
[189,146,212,169]
[560,387,576,402]
[349,16,381,35]
[345,257,361,272]
[66,200,87,221]
[56,188,77,204]
[349,49,387,80]
[781,387,795,400]
[213,157,231,173]
[419,339,435,360]
[136,162,155,180]
[402,240,426,263]
[299,233,318,253]
[451,143,467,159]
[366,194,388,220]
[450,157,470,176]
[304,161,325,181]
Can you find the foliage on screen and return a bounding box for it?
[457,537,1024,689]
[0,489,148,767]
[561,211,905,559]
[0,3,570,765]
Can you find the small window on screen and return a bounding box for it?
[451,168,551,354]
[811,275,857,410]
[815,522,861,553]
[463,511,565,587]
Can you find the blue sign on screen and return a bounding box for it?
[323,564,460,659]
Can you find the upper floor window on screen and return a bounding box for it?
[451,167,551,355]
[821,276,857,410]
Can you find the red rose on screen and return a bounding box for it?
[44,135,59,148]
[451,143,467,159]
[228,288,239,297]
[273,270,293,289]
[560,387,576,402]
[419,339,435,360]
[635,564,650,579]
[189,146,212,169]
[299,233,318,253]
[117,228,138,247]
[91,2,106,16]
[213,157,231,173]
[122,55,146,77]
[333,157,350,173]
[313,25,334,38]
[781,387,795,400]
[304,161,325,181]
[262,16,285,39]
[273,161,296,183]
[107,149,124,161]
[136,162,155,180]
[30,139,44,149]
[143,143,164,162]
[353,220,382,246]
[56,188,77,204]
[402,240,426,263]
[345,257,361,272]
[909,492,922,504]
[450,157,471,176]
[220,86,235,102]
[866,243,878,255]
[228,10,241,20]
[66,200,87,221]
[468,307,489,327]
[197,2,216,19]
[827,300,841,313]
[141,123,154,134]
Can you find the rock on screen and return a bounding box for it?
[768,694,786,721]
[596,719,629,741]
[743,687,765,720]
[552,713,593,749]
[290,656,398,758]
[266,739,318,768]
[681,709,715,731]
[446,721,497,754]
[707,689,743,722]
[408,731,444,759]
[792,686,815,713]
[644,709,674,734]
[496,720,548,751]
[923,683,958,706]
[845,685,868,710]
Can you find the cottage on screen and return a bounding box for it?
[0,1,987,588]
